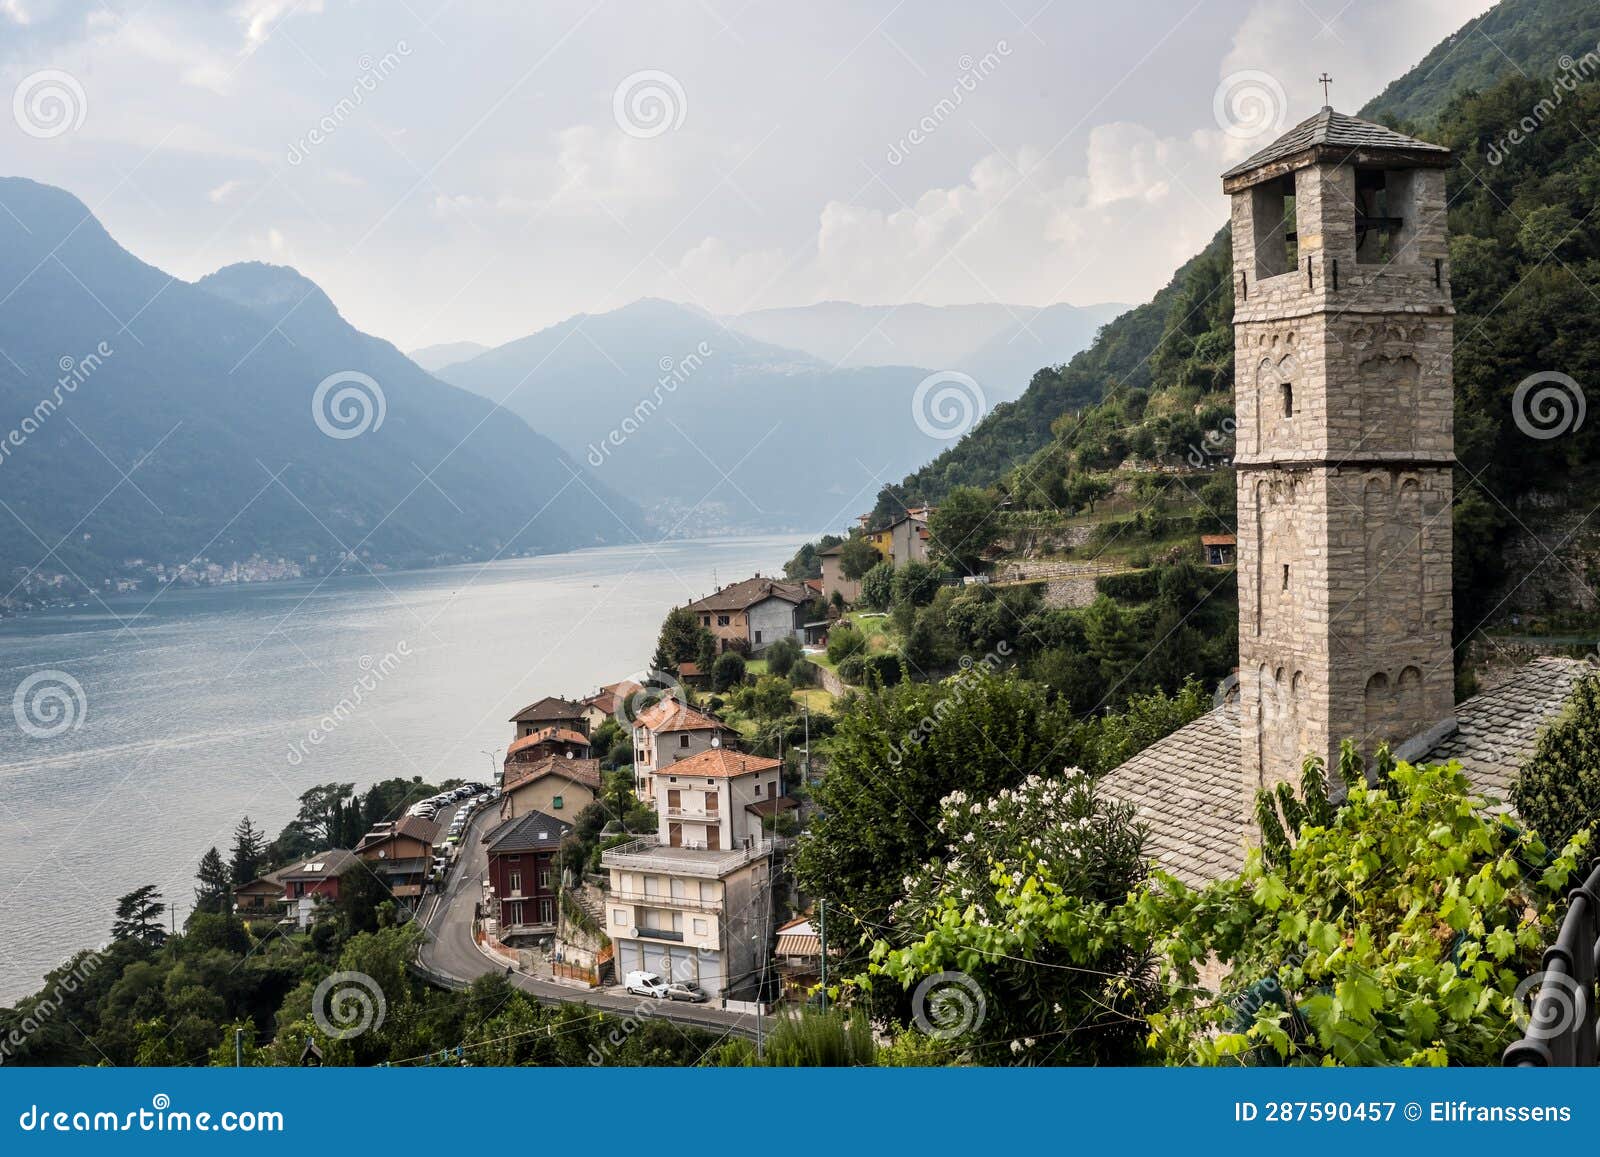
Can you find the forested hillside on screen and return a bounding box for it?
[868,0,1597,533]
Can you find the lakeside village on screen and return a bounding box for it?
[231,506,956,1010]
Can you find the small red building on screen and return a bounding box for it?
[484,810,570,940]
[278,849,362,927]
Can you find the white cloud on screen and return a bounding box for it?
[234,0,324,51]
[208,179,245,204]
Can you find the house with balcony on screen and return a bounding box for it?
[631,696,739,806]
[354,815,439,912]
[278,850,362,928]
[484,809,570,941]
[601,748,785,1000]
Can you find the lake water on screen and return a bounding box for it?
[0,535,804,1002]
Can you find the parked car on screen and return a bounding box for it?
[623,971,668,998]
[664,981,707,1003]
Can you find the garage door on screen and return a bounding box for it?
[618,941,642,975]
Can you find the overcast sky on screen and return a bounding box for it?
[0,0,1493,348]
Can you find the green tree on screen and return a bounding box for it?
[891,560,942,607]
[1512,672,1600,848]
[229,816,265,886]
[826,624,866,664]
[795,669,1075,985]
[712,651,747,692]
[193,847,231,916]
[651,606,714,673]
[926,486,998,576]
[750,675,795,720]
[765,636,802,678]
[111,885,168,948]
[860,561,895,610]
[838,536,880,581]
[866,772,1154,1064]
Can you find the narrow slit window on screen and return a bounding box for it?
[1282,564,1290,591]
[1281,382,1293,418]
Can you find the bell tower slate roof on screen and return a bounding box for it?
[1221,107,1451,191]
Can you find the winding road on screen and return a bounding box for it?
[414,799,759,1041]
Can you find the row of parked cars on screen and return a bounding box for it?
[623,971,708,1003]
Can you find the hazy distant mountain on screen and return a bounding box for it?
[727,300,1125,403]
[437,299,944,534]
[408,340,489,373]
[0,178,642,592]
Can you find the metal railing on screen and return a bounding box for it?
[601,834,771,876]
[1504,861,1600,1067]
[609,888,721,911]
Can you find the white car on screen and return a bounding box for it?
[623,971,668,998]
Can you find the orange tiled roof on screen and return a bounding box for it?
[502,755,601,794]
[508,727,590,756]
[665,747,780,780]
[634,696,730,734]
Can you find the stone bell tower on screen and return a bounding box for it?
[1221,107,1457,804]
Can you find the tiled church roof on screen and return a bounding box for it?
[1099,658,1590,888]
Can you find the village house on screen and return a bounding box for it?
[774,915,823,1001]
[602,748,784,1000]
[1201,533,1237,566]
[683,576,809,654]
[579,679,642,733]
[233,868,292,917]
[508,695,589,740]
[817,542,862,605]
[484,810,570,941]
[354,815,440,912]
[864,508,932,567]
[1100,108,1589,887]
[499,755,602,820]
[504,725,592,769]
[631,696,740,806]
[278,850,363,928]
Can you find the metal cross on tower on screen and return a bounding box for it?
[1318,72,1333,106]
